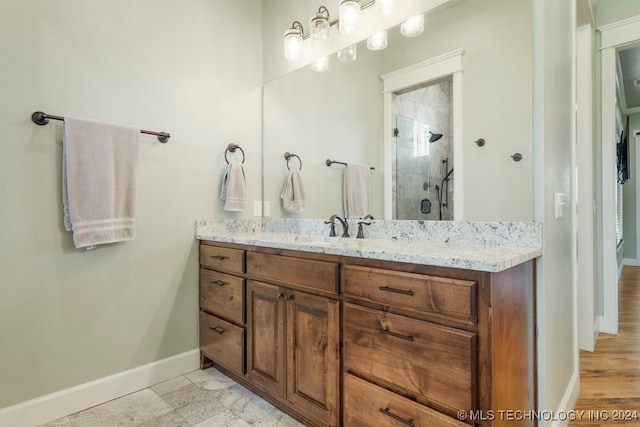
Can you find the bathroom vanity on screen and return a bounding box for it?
[196,220,541,427]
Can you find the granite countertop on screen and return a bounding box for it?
[196,219,542,273]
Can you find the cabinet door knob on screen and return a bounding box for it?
[379,407,414,426]
[285,293,294,301]
[210,255,229,260]
[211,280,226,286]
[276,291,284,299]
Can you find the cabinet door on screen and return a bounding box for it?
[246,280,286,398]
[286,290,340,427]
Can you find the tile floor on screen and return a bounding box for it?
[39,367,305,427]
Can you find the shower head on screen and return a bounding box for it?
[429,132,443,143]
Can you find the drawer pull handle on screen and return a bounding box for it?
[378,328,414,342]
[210,326,226,334]
[379,407,414,426]
[210,280,227,287]
[210,255,229,260]
[378,286,414,296]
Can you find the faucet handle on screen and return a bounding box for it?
[324,216,337,237]
[356,220,371,239]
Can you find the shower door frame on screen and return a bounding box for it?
[381,49,464,220]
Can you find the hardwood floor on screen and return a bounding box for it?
[570,266,640,426]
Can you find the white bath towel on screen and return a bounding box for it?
[280,169,306,213]
[343,162,371,218]
[220,162,247,211]
[63,116,140,249]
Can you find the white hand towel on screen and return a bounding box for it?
[220,162,247,211]
[63,116,140,249]
[343,163,371,218]
[280,169,306,213]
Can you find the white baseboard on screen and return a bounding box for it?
[623,258,639,266]
[550,368,580,427]
[0,349,200,427]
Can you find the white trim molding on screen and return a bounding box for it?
[0,350,200,427]
[381,48,464,220]
[550,369,580,427]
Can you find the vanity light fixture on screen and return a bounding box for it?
[376,0,396,17]
[367,30,387,50]
[337,44,357,62]
[400,13,424,37]
[311,56,330,72]
[284,21,304,61]
[338,0,361,35]
[310,6,331,49]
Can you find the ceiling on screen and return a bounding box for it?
[618,45,640,112]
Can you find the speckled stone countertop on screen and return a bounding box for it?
[195,219,542,273]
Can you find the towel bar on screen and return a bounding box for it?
[31,111,171,143]
[326,159,375,170]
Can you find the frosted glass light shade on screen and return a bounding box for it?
[284,23,304,61]
[311,56,329,72]
[401,14,424,37]
[337,44,357,62]
[310,9,330,49]
[339,0,361,35]
[367,31,387,51]
[376,0,396,17]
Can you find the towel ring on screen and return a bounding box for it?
[225,143,245,164]
[284,152,302,171]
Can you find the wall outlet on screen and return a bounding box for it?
[253,201,262,217]
[264,201,271,217]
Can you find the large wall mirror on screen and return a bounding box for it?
[262,0,535,222]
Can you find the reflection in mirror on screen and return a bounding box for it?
[263,43,384,220]
[392,77,453,220]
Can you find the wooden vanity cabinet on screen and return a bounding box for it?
[199,242,246,377]
[246,279,340,427]
[199,241,536,427]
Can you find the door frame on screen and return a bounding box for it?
[380,49,464,220]
[597,15,640,334]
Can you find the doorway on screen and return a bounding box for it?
[381,49,464,220]
[391,77,453,220]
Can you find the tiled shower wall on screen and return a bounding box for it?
[392,77,453,220]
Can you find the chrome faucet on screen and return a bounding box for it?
[324,215,349,238]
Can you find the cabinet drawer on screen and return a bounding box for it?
[200,269,244,325]
[246,252,338,295]
[200,312,245,376]
[200,244,245,273]
[343,303,476,412]
[343,265,476,324]
[344,373,467,427]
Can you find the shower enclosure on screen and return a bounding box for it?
[392,77,453,220]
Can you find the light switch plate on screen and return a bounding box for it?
[253,201,262,217]
[264,201,271,217]
[554,192,565,219]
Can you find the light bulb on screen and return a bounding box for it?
[284,22,304,61]
[311,56,330,72]
[339,0,361,35]
[376,0,396,17]
[367,31,388,51]
[401,14,424,37]
[310,7,330,49]
[337,44,357,62]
